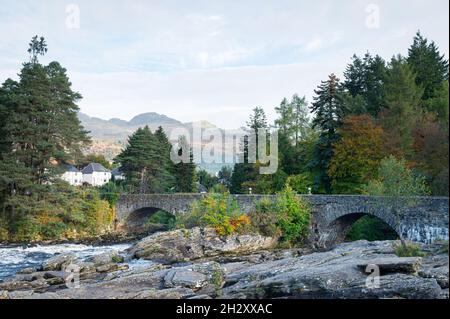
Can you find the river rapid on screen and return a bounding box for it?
[0,243,136,282]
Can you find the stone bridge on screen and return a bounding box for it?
[116,194,449,248]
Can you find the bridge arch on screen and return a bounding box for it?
[321,212,399,245]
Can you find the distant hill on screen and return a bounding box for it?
[78,112,233,173]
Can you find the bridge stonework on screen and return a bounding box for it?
[116,194,449,248]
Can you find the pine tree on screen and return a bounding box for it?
[310,74,345,193]
[115,126,172,193]
[154,125,175,189]
[172,135,196,193]
[380,55,423,157]
[407,31,449,101]
[343,53,387,117]
[0,36,92,237]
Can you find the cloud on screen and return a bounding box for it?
[0,0,448,128]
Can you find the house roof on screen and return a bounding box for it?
[61,164,80,173]
[81,163,110,174]
[111,167,123,175]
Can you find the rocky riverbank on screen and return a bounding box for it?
[1,227,448,299]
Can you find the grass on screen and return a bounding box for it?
[393,241,426,257]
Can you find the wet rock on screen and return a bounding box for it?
[87,250,124,266]
[43,271,72,280]
[17,267,37,275]
[0,278,49,291]
[96,263,129,273]
[41,254,76,271]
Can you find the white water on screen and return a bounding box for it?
[0,243,132,282]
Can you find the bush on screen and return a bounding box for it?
[393,241,426,257]
[275,186,311,244]
[1,186,115,242]
[248,198,281,238]
[346,215,398,241]
[0,218,9,241]
[209,184,228,194]
[146,210,176,230]
[178,193,250,235]
[251,186,311,245]
[286,173,313,194]
[98,181,123,207]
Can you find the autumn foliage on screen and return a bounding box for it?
[328,115,384,194]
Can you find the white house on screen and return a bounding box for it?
[61,164,83,186]
[111,167,125,181]
[81,163,111,186]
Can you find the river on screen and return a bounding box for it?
[0,242,140,282]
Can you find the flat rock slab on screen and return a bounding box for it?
[357,257,422,274]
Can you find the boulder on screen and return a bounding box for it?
[127,227,277,263]
[164,269,208,289]
[95,263,129,273]
[87,250,124,266]
[17,267,37,275]
[41,254,76,271]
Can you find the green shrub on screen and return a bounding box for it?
[346,216,398,241]
[178,193,250,235]
[275,186,311,244]
[286,173,313,194]
[0,218,9,241]
[98,181,123,207]
[393,241,426,257]
[40,221,68,240]
[248,198,281,238]
[209,184,228,194]
[146,210,176,230]
[251,186,311,245]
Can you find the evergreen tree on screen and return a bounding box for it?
[379,55,423,157]
[310,74,345,193]
[115,126,172,193]
[291,94,310,146]
[196,169,218,190]
[274,98,293,136]
[343,53,387,117]
[217,166,232,188]
[0,36,93,239]
[154,125,175,189]
[172,135,196,193]
[407,31,449,101]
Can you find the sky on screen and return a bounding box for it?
[0,0,448,129]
